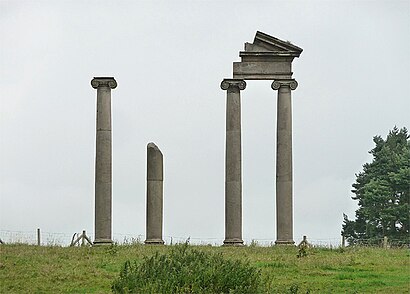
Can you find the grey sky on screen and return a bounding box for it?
[1,0,409,245]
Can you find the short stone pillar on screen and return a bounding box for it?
[145,143,165,245]
[221,79,246,246]
[91,77,117,245]
[271,79,297,245]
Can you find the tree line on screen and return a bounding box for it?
[342,126,409,246]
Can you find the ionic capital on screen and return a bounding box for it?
[271,79,298,91]
[91,77,117,89]
[221,79,246,91]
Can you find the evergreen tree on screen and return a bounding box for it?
[342,127,410,246]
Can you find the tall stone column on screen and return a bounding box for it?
[145,142,165,245]
[91,77,117,245]
[221,79,246,246]
[271,79,297,245]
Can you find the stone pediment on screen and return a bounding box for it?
[233,31,303,80]
[242,31,302,57]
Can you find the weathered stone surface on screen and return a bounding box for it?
[243,31,303,56]
[272,80,296,245]
[233,31,302,80]
[233,61,292,80]
[224,32,302,246]
[272,79,298,91]
[91,77,116,246]
[145,143,164,245]
[91,77,117,89]
[221,79,246,246]
[147,143,163,181]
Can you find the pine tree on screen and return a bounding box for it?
[342,127,410,246]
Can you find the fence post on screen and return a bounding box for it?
[82,230,86,246]
[37,228,41,246]
[341,235,345,248]
[383,236,388,249]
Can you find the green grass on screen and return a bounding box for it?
[0,244,409,293]
[112,243,260,293]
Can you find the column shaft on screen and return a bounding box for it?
[145,143,164,245]
[91,77,117,246]
[275,83,294,244]
[221,79,246,246]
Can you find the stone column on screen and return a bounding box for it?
[145,142,165,245]
[91,77,117,245]
[221,79,246,246]
[271,79,297,245]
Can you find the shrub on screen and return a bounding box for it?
[111,243,261,293]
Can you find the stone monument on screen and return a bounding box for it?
[221,79,246,246]
[91,77,117,245]
[145,142,165,244]
[222,32,302,245]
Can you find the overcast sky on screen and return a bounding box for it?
[1,0,409,245]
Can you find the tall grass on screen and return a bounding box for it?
[112,242,261,293]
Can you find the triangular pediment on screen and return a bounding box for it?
[242,31,302,57]
[234,31,302,79]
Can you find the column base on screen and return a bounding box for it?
[275,240,295,246]
[145,239,165,245]
[223,238,244,246]
[93,239,113,246]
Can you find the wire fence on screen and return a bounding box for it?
[344,237,409,248]
[0,230,74,246]
[0,230,231,247]
[0,229,407,248]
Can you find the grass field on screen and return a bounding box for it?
[0,243,409,293]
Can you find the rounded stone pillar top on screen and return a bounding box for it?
[221,79,246,91]
[271,79,298,91]
[91,77,117,89]
[147,142,163,181]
